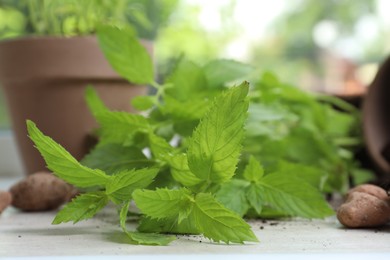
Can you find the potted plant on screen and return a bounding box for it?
[0,0,178,175]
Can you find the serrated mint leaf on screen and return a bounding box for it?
[133,188,193,220]
[187,83,249,184]
[148,132,174,161]
[204,59,254,88]
[131,96,156,111]
[85,86,109,117]
[97,24,154,84]
[258,172,334,218]
[161,95,210,121]
[166,154,203,188]
[243,155,264,183]
[106,168,159,204]
[52,192,108,224]
[27,120,109,188]
[276,161,327,190]
[215,179,250,217]
[193,193,258,244]
[138,216,199,235]
[81,144,153,174]
[125,231,176,246]
[165,60,208,101]
[120,201,131,231]
[120,202,176,246]
[96,111,150,145]
[246,184,264,215]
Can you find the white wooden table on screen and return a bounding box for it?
[1,176,390,259]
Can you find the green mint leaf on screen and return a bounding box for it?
[85,86,151,144]
[138,216,200,235]
[165,60,208,101]
[125,232,176,246]
[106,168,159,204]
[243,156,264,183]
[131,96,156,111]
[204,59,254,88]
[97,24,154,85]
[187,83,249,184]
[96,111,150,145]
[120,201,131,231]
[166,154,203,188]
[215,179,250,217]
[193,193,258,244]
[85,86,109,117]
[276,161,327,190]
[27,120,109,188]
[246,184,264,215]
[81,144,153,174]
[133,188,193,220]
[258,172,334,218]
[257,207,288,219]
[52,192,108,224]
[148,132,174,161]
[161,95,210,121]
[120,202,176,246]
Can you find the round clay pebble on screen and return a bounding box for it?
[337,191,390,228]
[348,184,388,200]
[0,191,12,213]
[10,171,75,211]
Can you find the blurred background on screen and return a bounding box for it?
[0,0,389,130]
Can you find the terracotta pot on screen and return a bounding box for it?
[362,56,390,177]
[0,36,152,175]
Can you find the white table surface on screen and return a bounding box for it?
[1,176,390,259]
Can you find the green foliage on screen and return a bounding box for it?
[132,84,257,243]
[203,59,254,89]
[29,83,258,245]
[254,172,334,218]
[119,201,177,246]
[0,0,179,39]
[97,24,154,84]
[165,60,208,101]
[27,120,109,188]
[105,168,158,204]
[193,193,258,244]
[124,231,177,246]
[244,72,365,193]
[133,188,192,221]
[81,144,153,174]
[216,157,334,218]
[92,111,150,146]
[187,83,249,185]
[52,192,109,224]
[243,155,264,183]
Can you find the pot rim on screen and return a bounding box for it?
[0,34,153,81]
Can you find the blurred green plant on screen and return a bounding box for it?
[0,0,179,39]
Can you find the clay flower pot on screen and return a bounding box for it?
[0,36,152,175]
[363,56,390,177]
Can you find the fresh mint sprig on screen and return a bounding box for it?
[27,83,258,245]
[25,24,368,246]
[27,120,173,245]
[133,83,258,244]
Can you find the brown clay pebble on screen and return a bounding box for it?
[0,191,12,213]
[347,184,388,200]
[337,191,390,228]
[10,172,76,211]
